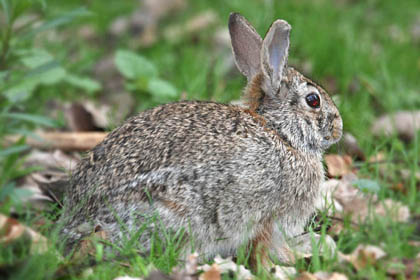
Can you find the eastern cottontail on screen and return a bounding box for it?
[60,13,342,267]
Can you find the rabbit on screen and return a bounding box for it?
[59,12,342,268]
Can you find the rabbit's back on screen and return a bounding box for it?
[66,101,287,212]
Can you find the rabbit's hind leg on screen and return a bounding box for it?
[248,218,274,270]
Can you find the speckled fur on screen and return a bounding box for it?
[59,14,342,266]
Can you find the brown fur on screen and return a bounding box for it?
[248,219,273,270]
[161,199,188,217]
[244,73,265,112]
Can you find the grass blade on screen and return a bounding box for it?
[2,112,57,127]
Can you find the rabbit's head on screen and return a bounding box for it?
[229,13,342,152]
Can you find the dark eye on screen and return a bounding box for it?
[305,93,320,108]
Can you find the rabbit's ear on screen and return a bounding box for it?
[261,20,291,94]
[229,13,262,81]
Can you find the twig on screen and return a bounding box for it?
[4,132,108,151]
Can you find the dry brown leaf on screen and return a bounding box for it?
[0,214,25,244]
[171,252,199,280]
[198,256,252,280]
[324,154,353,178]
[184,253,199,280]
[371,111,420,142]
[320,176,410,224]
[374,198,410,222]
[199,264,221,280]
[15,183,53,210]
[73,227,108,260]
[25,149,80,171]
[16,149,77,207]
[296,271,348,280]
[0,214,48,254]
[339,244,386,270]
[326,176,374,223]
[318,179,344,214]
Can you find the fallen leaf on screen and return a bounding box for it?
[324,154,353,178]
[0,214,48,254]
[339,244,386,270]
[73,226,108,260]
[198,256,253,280]
[171,252,199,280]
[320,176,410,224]
[199,264,221,280]
[296,271,348,280]
[328,176,375,223]
[184,253,199,280]
[24,149,80,171]
[318,179,344,214]
[13,183,53,210]
[371,111,420,142]
[374,199,410,222]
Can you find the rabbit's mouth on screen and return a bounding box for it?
[322,130,342,148]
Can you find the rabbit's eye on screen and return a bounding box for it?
[305,93,320,108]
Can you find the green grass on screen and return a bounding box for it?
[1,0,420,279]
